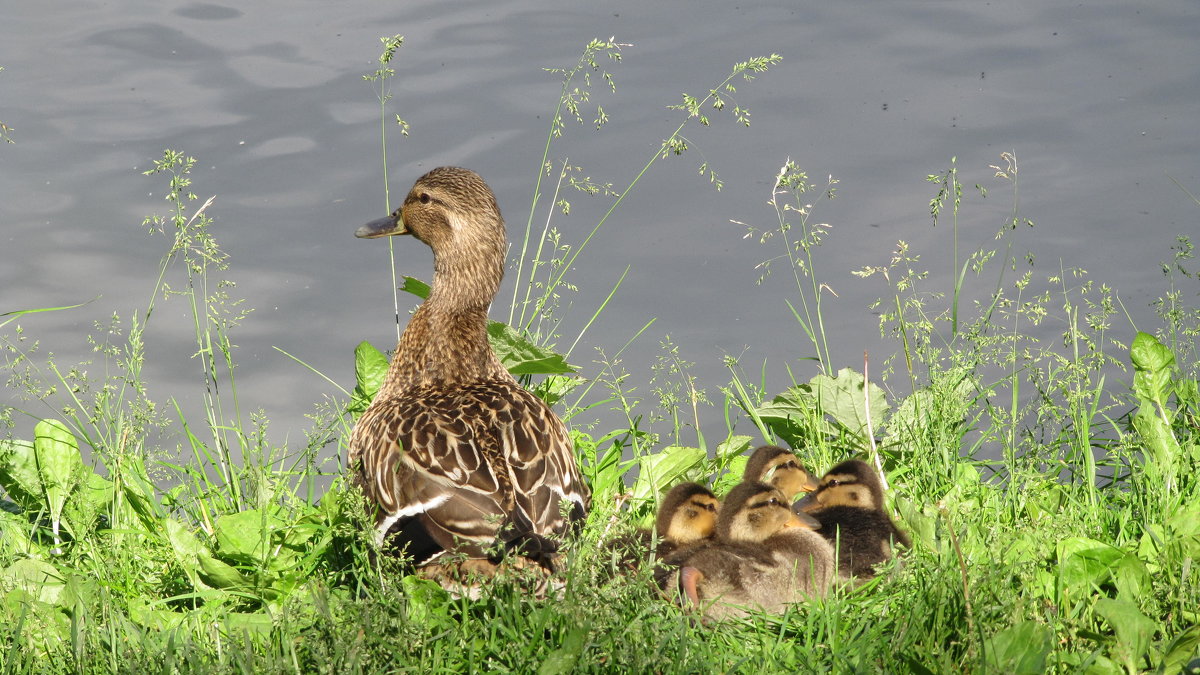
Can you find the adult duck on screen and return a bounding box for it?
[349,167,590,577]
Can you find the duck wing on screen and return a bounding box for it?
[351,380,589,561]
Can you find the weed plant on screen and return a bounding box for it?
[1,40,1198,674]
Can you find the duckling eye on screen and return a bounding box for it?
[419,192,431,204]
[827,479,841,488]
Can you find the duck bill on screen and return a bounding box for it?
[801,473,820,492]
[783,511,822,530]
[793,493,819,513]
[355,213,410,238]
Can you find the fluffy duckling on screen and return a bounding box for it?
[742,445,820,502]
[671,481,835,619]
[605,482,720,578]
[795,459,910,579]
[349,167,589,584]
[654,482,721,559]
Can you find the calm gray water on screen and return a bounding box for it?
[3,1,1198,468]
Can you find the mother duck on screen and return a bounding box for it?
[350,167,589,577]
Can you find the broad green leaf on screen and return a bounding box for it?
[33,419,83,550]
[164,517,207,566]
[118,455,166,528]
[349,340,390,419]
[0,438,42,512]
[487,322,576,376]
[1094,598,1156,673]
[1132,401,1181,475]
[983,620,1054,675]
[1159,626,1200,675]
[811,368,889,440]
[755,385,819,448]
[1056,537,1124,605]
[630,446,707,509]
[215,508,284,564]
[1,558,68,606]
[1130,331,1175,408]
[538,626,587,675]
[59,472,113,539]
[198,554,247,589]
[400,275,431,299]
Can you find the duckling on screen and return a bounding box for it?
[743,445,820,502]
[349,167,590,583]
[795,459,910,579]
[653,482,721,559]
[670,481,835,619]
[605,482,719,581]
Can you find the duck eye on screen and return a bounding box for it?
[827,479,840,487]
[419,192,431,204]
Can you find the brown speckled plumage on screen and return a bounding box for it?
[349,167,589,570]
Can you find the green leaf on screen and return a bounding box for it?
[539,626,587,675]
[1159,625,1200,675]
[1,558,68,606]
[197,554,247,590]
[1056,537,1124,606]
[349,340,390,419]
[33,420,83,550]
[400,275,431,300]
[811,367,889,441]
[487,322,576,376]
[1094,598,1156,672]
[630,446,708,510]
[754,385,819,448]
[983,620,1054,675]
[214,509,284,564]
[0,439,42,512]
[1130,331,1175,407]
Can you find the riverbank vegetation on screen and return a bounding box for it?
[2,40,1197,673]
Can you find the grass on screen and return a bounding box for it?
[2,40,1199,674]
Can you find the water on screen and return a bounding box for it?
[3,1,1198,467]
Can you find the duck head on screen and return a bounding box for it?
[656,482,720,545]
[743,445,819,502]
[718,482,820,544]
[795,459,885,512]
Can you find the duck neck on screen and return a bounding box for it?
[381,242,509,391]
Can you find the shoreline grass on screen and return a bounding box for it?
[2,41,1198,674]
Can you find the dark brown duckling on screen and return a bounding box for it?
[795,459,910,579]
[671,481,835,619]
[742,445,820,502]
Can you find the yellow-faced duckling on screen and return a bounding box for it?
[795,459,910,579]
[671,481,835,619]
[743,445,820,502]
[349,167,590,585]
[654,482,721,559]
[605,482,720,578]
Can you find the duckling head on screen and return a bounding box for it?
[742,445,819,502]
[656,482,720,545]
[795,459,884,512]
[718,482,821,544]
